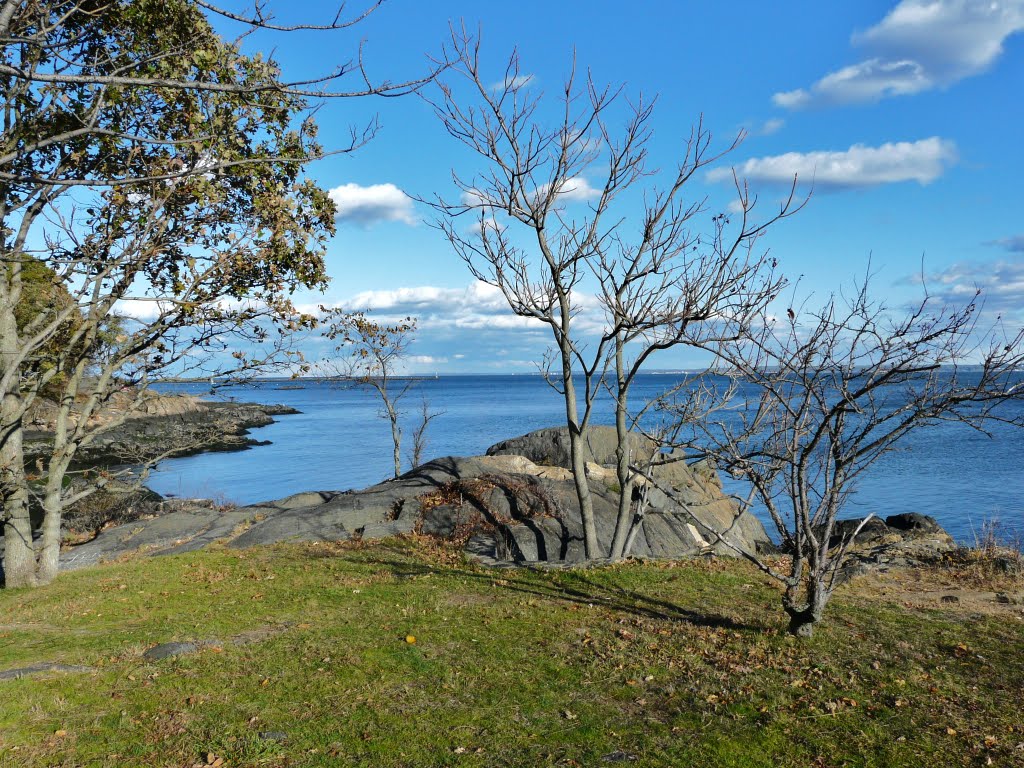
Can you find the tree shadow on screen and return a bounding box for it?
[366,547,768,632]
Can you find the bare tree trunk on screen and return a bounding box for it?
[561,352,599,558]
[1,389,35,588]
[36,478,63,585]
[609,339,635,560]
[386,402,402,478]
[784,580,829,638]
[1,282,36,587]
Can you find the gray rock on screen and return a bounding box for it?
[25,400,299,467]
[143,641,200,661]
[828,517,892,547]
[487,425,656,468]
[60,504,265,571]
[0,663,94,681]
[885,513,944,534]
[838,514,958,575]
[359,519,416,540]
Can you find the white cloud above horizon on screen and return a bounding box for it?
[407,354,448,365]
[312,280,608,336]
[328,182,418,227]
[706,137,957,189]
[774,0,1024,108]
[919,258,1024,320]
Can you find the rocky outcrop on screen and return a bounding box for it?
[58,426,774,570]
[488,426,657,469]
[486,426,769,558]
[24,399,299,467]
[830,512,958,575]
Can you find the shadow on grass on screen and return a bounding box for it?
[364,547,768,633]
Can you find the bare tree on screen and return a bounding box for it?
[319,312,430,478]
[409,396,444,469]
[655,277,1024,636]
[595,176,801,559]
[1,0,436,588]
[425,29,800,559]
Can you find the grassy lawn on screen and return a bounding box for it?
[0,539,1021,767]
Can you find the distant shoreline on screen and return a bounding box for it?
[156,364,1019,385]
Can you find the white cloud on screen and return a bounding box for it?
[561,177,598,201]
[533,175,601,204]
[747,117,786,135]
[114,298,165,321]
[987,234,1024,253]
[316,282,542,333]
[338,283,509,314]
[460,188,488,207]
[490,74,535,91]
[464,176,601,216]
[328,182,417,226]
[773,59,932,108]
[922,259,1024,319]
[316,281,609,335]
[466,214,506,237]
[774,0,1024,108]
[706,137,957,189]
[557,176,601,202]
[407,355,448,365]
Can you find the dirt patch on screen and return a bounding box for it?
[848,565,1024,619]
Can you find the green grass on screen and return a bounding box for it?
[0,539,1021,767]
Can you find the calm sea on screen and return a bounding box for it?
[150,374,1024,544]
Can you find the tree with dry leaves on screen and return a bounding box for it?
[0,0,432,588]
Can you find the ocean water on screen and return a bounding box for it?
[148,375,1024,544]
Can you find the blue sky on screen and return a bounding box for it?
[232,1,1024,373]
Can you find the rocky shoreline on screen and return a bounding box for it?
[5,394,1003,580]
[24,398,300,467]
[42,422,988,580]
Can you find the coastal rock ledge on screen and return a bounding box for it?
[52,426,960,573]
[59,426,773,571]
[24,396,299,466]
